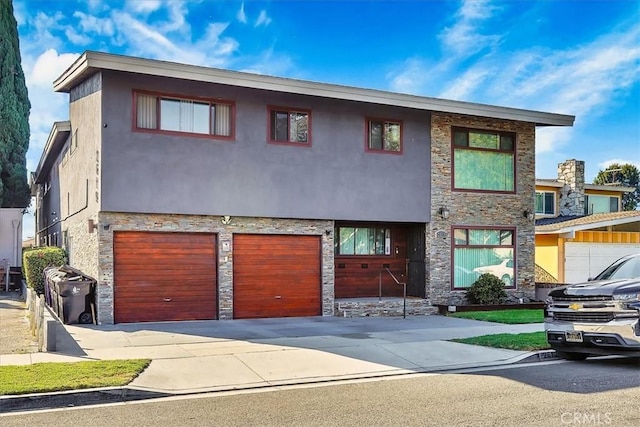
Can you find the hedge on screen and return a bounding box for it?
[23,247,67,295]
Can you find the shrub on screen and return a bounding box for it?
[23,247,67,295]
[466,273,507,305]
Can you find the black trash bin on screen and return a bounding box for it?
[57,280,95,324]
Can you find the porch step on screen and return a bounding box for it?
[334,298,437,318]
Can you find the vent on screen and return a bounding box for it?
[552,295,612,302]
[554,312,614,323]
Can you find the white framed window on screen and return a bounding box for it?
[535,191,555,215]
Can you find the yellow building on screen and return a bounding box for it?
[535,160,640,283]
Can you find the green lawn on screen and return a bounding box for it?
[452,331,549,351]
[450,309,543,324]
[0,359,150,396]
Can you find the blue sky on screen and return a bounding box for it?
[13,0,640,238]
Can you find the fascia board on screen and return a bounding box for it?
[34,121,71,183]
[536,215,640,235]
[54,51,575,127]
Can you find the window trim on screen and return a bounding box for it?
[334,225,392,257]
[267,105,312,146]
[535,191,556,216]
[132,89,235,140]
[365,117,403,154]
[451,126,517,194]
[451,225,517,290]
[584,194,620,214]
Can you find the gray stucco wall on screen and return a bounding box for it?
[59,77,103,280]
[99,71,431,223]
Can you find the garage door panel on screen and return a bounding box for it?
[233,234,321,319]
[565,242,640,283]
[114,231,217,323]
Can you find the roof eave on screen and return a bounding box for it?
[54,51,575,127]
[536,214,640,234]
[34,121,71,184]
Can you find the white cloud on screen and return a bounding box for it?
[388,58,431,94]
[126,0,162,14]
[535,127,573,155]
[438,67,492,101]
[255,10,271,27]
[64,27,92,45]
[23,49,79,157]
[109,11,237,67]
[599,159,640,170]
[237,2,247,23]
[438,0,501,57]
[73,11,115,37]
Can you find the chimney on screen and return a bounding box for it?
[557,159,585,216]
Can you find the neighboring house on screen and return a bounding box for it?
[0,208,24,291]
[535,159,640,283]
[31,51,574,324]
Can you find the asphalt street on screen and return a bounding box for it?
[3,357,638,427]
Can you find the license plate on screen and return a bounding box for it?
[565,331,583,343]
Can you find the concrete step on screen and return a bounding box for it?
[334,297,437,318]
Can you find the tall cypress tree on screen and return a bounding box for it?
[0,0,31,208]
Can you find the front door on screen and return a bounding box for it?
[406,224,426,298]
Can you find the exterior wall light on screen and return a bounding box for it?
[438,206,450,220]
[524,210,535,221]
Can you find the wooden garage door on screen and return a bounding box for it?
[233,234,321,319]
[114,231,217,323]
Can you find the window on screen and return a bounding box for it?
[535,191,555,215]
[367,118,401,153]
[268,107,310,144]
[134,91,233,138]
[453,227,515,289]
[335,226,391,256]
[584,195,619,214]
[453,127,515,192]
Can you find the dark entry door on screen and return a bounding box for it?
[406,224,426,298]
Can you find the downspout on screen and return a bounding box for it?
[12,219,21,266]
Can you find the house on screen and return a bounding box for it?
[31,51,574,324]
[0,208,24,291]
[535,159,640,283]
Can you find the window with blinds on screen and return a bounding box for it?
[134,91,233,138]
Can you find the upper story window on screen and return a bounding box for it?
[585,195,619,214]
[134,91,234,138]
[453,127,515,192]
[367,118,402,153]
[535,191,555,215]
[335,226,391,256]
[268,107,310,145]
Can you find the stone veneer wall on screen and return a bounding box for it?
[429,112,536,305]
[96,212,334,324]
[557,159,585,216]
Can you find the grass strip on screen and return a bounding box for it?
[450,309,543,324]
[0,359,150,396]
[452,331,549,351]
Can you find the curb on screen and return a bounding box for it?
[1,351,558,414]
[514,349,558,364]
[0,387,169,414]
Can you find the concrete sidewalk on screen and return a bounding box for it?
[0,315,546,395]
